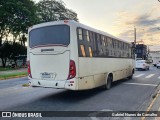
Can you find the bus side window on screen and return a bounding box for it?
[89,31,93,43]
[114,39,117,49]
[84,30,90,42]
[105,37,108,47]
[112,39,114,48]
[102,36,105,46]
[106,49,109,56]
[78,28,83,40]
[96,34,106,57]
[91,32,98,57]
[80,45,86,57]
[88,47,93,57]
[89,31,98,57]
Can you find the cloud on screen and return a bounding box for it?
[114,10,160,46]
[147,27,160,33]
[126,14,160,27]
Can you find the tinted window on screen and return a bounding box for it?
[78,28,83,40]
[88,47,93,57]
[84,30,90,42]
[80,45,86,57]
[29,25,70,48]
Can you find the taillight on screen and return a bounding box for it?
[67,60,76,80]
[27,60,32,78]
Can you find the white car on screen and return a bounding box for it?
[157,62,160,68]
[136,60,150,71]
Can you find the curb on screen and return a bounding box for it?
[154,84,160,120]
[141,83,160,120]
[155,92,160,120]
[155,108,160,120]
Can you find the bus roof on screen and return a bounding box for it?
[29,20,130,44]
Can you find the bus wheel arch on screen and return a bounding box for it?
[104,73,113,90]
[132,69,135,74]
[128,69,134,79]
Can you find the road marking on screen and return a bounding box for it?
[158,76,160,79]
[124,83,157,87]
[134,74,145,78]
[145,74,155,78]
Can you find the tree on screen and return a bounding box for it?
[64,9,78,21]
[0,0,38,67]
[19,34,27,46]
[0,0,12,46]
[0,0,38,44]
[0,41,12,67]
[36,0,78,23]
[9,0,39,43]
[10,42,27,66]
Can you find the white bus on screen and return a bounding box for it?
[27,20,135,90]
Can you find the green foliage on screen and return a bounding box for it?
[0,42,12,58]
[0,67,18,71]
[0,0,37,67]
[0,41,12,67]
[36,0,78,23]
[0,0,38,45]
[0,42,26,67]
[8,0,38,45]
[0,71,27,80]
[0,0,79,67]
[7,0,38,34]
[22,83,30,87]
[10,42,27,61]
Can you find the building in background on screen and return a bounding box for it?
[136,44,147,60]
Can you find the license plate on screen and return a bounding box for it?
[41,72,56,80]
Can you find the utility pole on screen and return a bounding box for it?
[134,27,136,46]
[134,27,137,59]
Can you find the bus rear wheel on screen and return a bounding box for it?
[128,69,134,79]
[104,74,112,90]
[128,74,133,79]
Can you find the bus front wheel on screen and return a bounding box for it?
[104,74,113,90]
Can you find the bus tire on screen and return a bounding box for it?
[128,74,133,79]
[104,74,112,90]
[128,69,134,79]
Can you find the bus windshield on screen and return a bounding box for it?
[29,25,70,48]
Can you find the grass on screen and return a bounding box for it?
[0,67,18,71]
[0,72,28,80]
[22,83,30,87]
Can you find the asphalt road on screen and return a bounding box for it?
[0,66,160,120]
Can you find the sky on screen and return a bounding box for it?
[35,0,160,51]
